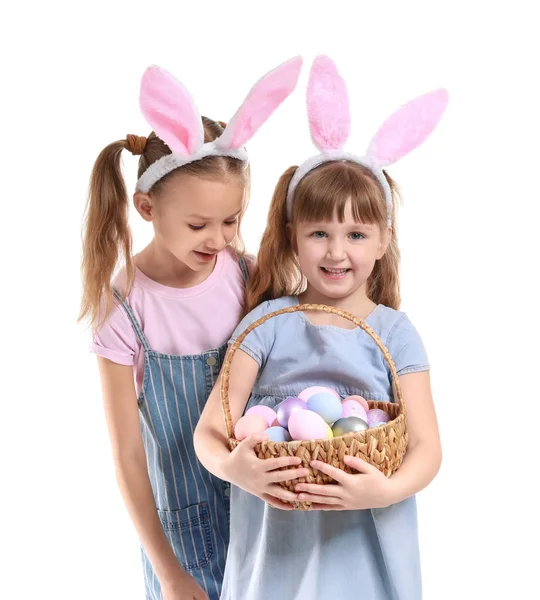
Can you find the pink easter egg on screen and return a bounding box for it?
[343,395,370,412]
[246,405,278,427]
[341,399,368,421]
[276,397,307,428]
[366,408,390,427]
[288,409,329,441]
[234,414,269,441]
[298,386,340,402]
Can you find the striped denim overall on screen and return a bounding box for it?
[114,256,249,600]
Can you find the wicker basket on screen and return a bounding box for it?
[221,304,407,510]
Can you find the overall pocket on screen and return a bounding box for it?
[158,502,214,571]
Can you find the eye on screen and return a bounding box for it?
[311,231,327,238]
[349,232,366,241]
[224,219,238,226]
[188,224,205,231]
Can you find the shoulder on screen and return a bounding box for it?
[370,305,429,375]
[221,248,255,282]
[231,296,296,339]
[250,296,297,319]
[90,287,139,365]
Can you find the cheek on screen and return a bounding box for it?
[298,243,324,269]
[225,224,238,242]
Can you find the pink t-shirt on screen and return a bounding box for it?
[90,247,251,395]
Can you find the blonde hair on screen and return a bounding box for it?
[246,160,401,314]
[79,117,249,329]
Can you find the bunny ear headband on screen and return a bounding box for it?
[135,56,303,193]
[286,55,449,225]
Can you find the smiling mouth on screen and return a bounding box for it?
[321,267,350,279]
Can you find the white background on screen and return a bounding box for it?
[2,1,539,598]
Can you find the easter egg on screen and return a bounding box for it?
[307,392,343,424]
[370,422,387,428]
[298,386,340,402]
[326,423,334,438]
[341,399,368,421]
[332,416,368,437]
[234,414,268,441]
[343,395,370,412]
[246,405,278,427]
[288,409,328,441]
[276,397,306,428]
[265,426,292,442]
[366,409,390,427]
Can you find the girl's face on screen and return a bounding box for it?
[136,173,245,272]
[294,199,390,302]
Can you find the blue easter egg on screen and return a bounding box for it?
[264,426,292,443]
[307,392,343,424]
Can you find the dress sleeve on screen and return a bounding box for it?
[229,300,276,367]
[386,313,430,376]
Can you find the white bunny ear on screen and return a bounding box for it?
[367,88,449,166]
[140,65,204,156]
[215,56,303,150]
[306,55,351,152]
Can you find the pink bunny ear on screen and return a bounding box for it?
[306,55,351,152]
[139,66,204,156]
[215,56,303,150]
[367,88,449,166]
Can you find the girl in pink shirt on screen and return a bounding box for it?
[79,59,302,600]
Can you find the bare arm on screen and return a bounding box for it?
[386,370,442,501]
[97,357,195,592]
[194,350,307,508]
[193,350,258,480]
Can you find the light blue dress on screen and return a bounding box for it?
[220,296,430,600]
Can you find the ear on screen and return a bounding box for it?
[306,55,351,152]
[367,88,449,167]
[376,226,392,260]
[215,56,303,150]
[133,192,155,222]
[139,65,204,155]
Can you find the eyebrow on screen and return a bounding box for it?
[186,210,242,220]
[307,221,376,230]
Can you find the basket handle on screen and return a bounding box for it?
[220,303,405,441]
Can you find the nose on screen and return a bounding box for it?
[206,226,226,251]
[326,238,346,261]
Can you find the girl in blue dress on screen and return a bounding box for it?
[194,56,448,599]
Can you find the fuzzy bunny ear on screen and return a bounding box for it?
[306,55,351,152]
[366,88,449,167]
[215,56,303,150]
[139,66,204,156]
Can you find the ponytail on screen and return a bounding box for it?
[79,140,134,329]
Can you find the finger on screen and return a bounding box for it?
[297,492,342,505]
[261,493,296,510]
[310,460,348,483]
[239,433,268,451]
[267,484,301,503]
[294,482,343,498]
[264,455,303,471]
[268,467,310,483]
[343,455,378,474]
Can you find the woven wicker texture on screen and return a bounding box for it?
[221,304,408,510]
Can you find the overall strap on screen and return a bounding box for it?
[238,255,250,284]
[112,288,152,353]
